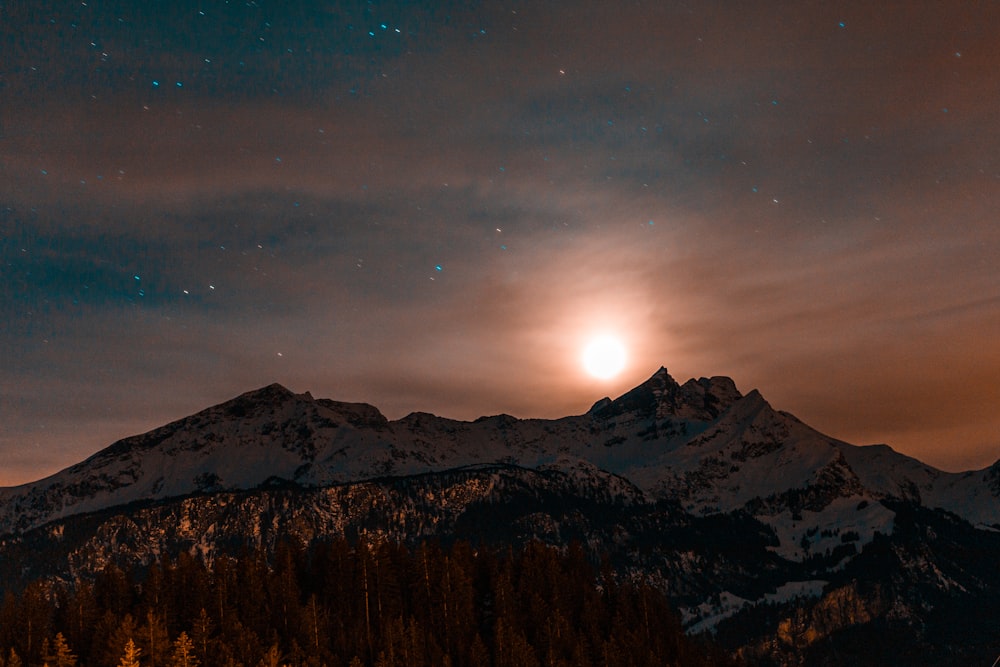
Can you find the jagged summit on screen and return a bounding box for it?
[3,371,1000,666]
[214,382,310,414]
[245,382,296,397]
[592,367,743,422]
[1,366,999,538]
[588,397,613,414]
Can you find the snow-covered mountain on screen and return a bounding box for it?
[4,367,1000,666]
[2,368,998,541]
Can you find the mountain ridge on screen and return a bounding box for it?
[4,367,1000,665]
[2,367,998,539]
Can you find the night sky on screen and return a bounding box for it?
[3,0,999,486]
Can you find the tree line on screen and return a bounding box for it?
[0,538,740,667]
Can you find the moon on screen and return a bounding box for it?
[581,335,627,379]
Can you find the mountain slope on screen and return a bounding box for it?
[3,367,1000,666]
[3,460,999,667]
[2,368,998,539]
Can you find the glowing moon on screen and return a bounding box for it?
[581,335,627,379]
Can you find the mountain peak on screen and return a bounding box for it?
[592,367,743,421]
[588,397,614,414]
[4,365,999,544]
[238,382,297,401]
[214,383,308,419]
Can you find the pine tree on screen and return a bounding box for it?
[304,594,324,660]
[42,632,77,667]
[269,540,303,643]
[102,613,139,667]
[15,582,52,664]
[94,565,132,617]
[52,581,98,667]
[257,644,282,667]
[190,608,214,666]
[468,634,490,667]
[6,649,22,667]
[139,609,170,667]
[118,639,141,667]
[169,632,198,667]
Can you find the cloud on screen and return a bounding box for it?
[3,0,1000,484]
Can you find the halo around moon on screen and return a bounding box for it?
[581,335,627,379]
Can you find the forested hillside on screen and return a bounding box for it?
[0,539,741,667]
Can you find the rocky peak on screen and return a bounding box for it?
[588,397,614,414]
[315,399,388,429]
[668,376,743,420]
[220,383,300,417]
[591,367,744,422]
[985,459,1000,497]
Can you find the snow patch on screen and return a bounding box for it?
[683,580,828,635]
[758,495,895,562]
[683,591,752,634]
